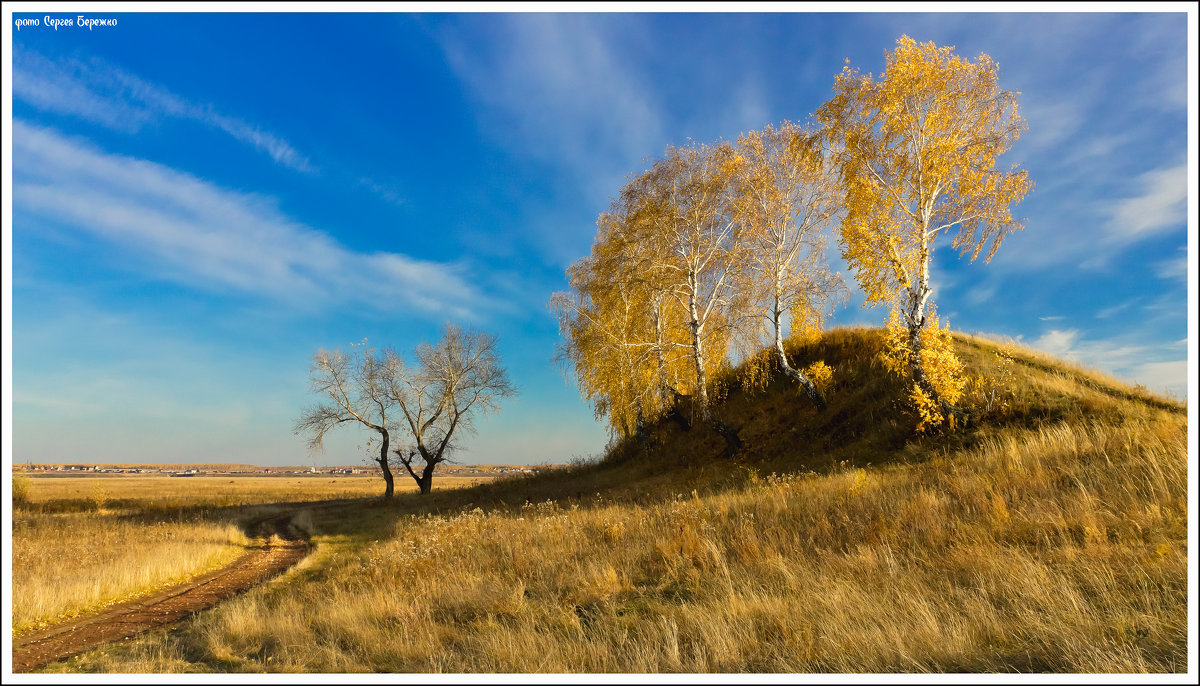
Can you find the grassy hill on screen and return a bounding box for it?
[46,327,1187,673]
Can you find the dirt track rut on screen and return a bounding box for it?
[12,512,310,672]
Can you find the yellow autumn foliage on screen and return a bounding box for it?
[802,361,834,395]
[819,35,1031,428]
[881,307,965,432]
[556,35,1033,436]
[818,36,1032,311]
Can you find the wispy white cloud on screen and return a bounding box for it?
[1132,361,1188,401]
[437,14,664,198]
[203,111,313,173]
[940,13,1185,275]
[433,14,676,267]
[13,50,314,172]
[1031,329,1080,358]
[357,177,406,207]
[1105,163,1187,243]
[12,51,152,132]
[1095,299,1138,319]
[964,284,995,306]
[12,120,491,320]
[1127,15,1189,113]
[1019,98,1086,151]
[1038,315,1064,322]
[1030,327,1187,399]
[1153,247,1188,281]
[730,76,771,137]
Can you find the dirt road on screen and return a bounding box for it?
[12,511,310,672]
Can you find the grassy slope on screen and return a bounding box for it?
[44,328,1188,673]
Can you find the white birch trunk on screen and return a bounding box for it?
[772,269,827,411]
[687,269,710,421]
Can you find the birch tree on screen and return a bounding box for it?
[550,253,657,439]
[551,186,692,439]
[638,142,745,453]
[295,341,401,498]
[731,121,847,410]
[817,36,1032,411]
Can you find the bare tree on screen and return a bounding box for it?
[295,341,402,498]
[388,324,516,495]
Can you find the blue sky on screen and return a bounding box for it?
[3,9,1194,466]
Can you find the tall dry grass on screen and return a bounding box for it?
[11,474,490,638]
[11,510,251,635]
[32,328,1188,673]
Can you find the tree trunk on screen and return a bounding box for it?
[665,388,691,431]
[619,316,637,440]
[634,407,654,451]
[403,446,438,496]
[378,429,394,499]
[687,276,710,422]
[773,288,827,411]
[653,300,669,412]
[905,243,939,403]
[692,343,709,421]
[418,464,435,495]
[685,272,741,455]
[906,315,938,400]
[710,417,743,458]
[654,299,690,433]
[905,249,965,424]
[906,312,966,426]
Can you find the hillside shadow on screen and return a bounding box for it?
[14,496,379,543]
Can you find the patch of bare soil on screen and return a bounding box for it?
[12,512,310,672]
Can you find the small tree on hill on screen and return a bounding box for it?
[652,142,745,428]
[615,142,747,456]
[551,182,696,441]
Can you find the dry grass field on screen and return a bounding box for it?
[12,510,250,635]
[10,474,487,637]
[18,474,488,508]
[19,328,1188,673]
